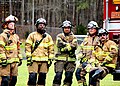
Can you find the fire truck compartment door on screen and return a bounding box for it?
[104,21,120,30]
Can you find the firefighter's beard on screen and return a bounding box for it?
[100,37,106,43]
[37,28,46,34]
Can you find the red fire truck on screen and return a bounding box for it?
[103,0,120,80]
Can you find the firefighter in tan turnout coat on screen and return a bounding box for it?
[0,15,22,86]
[89,28,118,86]
[52,20,78,86]
[75,21,100,86]
[25,18,54,86]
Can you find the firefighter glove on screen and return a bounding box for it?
[61,47,68,52]
[18,59,22,66]
[27,56,33,66]
[48,59,52,68]
[80,57,87,63]
[2,59,7,67]
[66,43,71,51]
[61,43,71,52]
[59,42,66,48]
[101,62,107,66]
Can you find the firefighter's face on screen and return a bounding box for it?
[8,22,15,34]
[63,27,71,34]
[8,22,15,30]
[37,23,45,30]
[37,23,46,34]
[88,28,97,35]
[99,33,108,42]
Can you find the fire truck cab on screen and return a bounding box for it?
[103,0,120,80]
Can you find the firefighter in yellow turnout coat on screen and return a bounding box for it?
[0,15,22,86]
[25,18,54,86]
[89,28,118,86]
[75,21,100,86]
[53,20,78,86]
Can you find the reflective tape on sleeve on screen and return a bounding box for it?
[105,55,112,61]
[32,56,48,61]
[80,46,94,50]
[0,53,6,59]
[26,52,31,57]
[26,40,33,45]
[110,45,118,51]
[0,41,5,46]
[55,56,76,61]
[105,64,116,69]
[38,42,54,47]
[7,58,19,63]
[5,44,17,50]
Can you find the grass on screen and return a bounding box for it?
[16,60,120,86]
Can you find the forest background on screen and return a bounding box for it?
[0,0,103,40]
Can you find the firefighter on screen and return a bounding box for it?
[89,28,118,86]
[52,20,78,86]
[0,15,22,86]
[25,18,54,86]
[75,21,100,86]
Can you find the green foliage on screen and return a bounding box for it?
[25,31,30,39]
[76,1,89,11]
[16,60,120,86]
[75,24,87,35]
